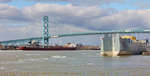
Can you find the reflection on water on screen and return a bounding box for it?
[0,50,149,76]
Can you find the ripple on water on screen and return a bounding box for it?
[24,54,42,56]
[87,63,94,65]
[0,51,149,76]
[23,58,49,62]
[51,56,67,59]
[0,66,5,70]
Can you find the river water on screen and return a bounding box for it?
[0,50,149,76]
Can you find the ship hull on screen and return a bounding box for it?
[118,51,142,55]
[100,50,143,56]
[17,46,76,51]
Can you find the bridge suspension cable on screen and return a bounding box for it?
[1,16,150,45]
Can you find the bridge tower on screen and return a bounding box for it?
[42,16,49,48]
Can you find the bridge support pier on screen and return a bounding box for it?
[100,34,120,56]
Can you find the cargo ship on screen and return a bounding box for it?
[100,34,147,56]
[17,43,77,51]
[17,46,76,50]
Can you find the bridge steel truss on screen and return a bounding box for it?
[42,16,49,47]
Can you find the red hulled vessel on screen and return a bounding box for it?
[17,46,76,51]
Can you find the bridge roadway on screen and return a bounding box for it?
[1,30,150,45]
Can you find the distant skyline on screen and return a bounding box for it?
[0,0,150,45]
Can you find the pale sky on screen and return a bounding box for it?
[0,0,150,45]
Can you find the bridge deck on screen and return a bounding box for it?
[1,30,150,45]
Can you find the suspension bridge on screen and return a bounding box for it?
[0,16,150,47]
